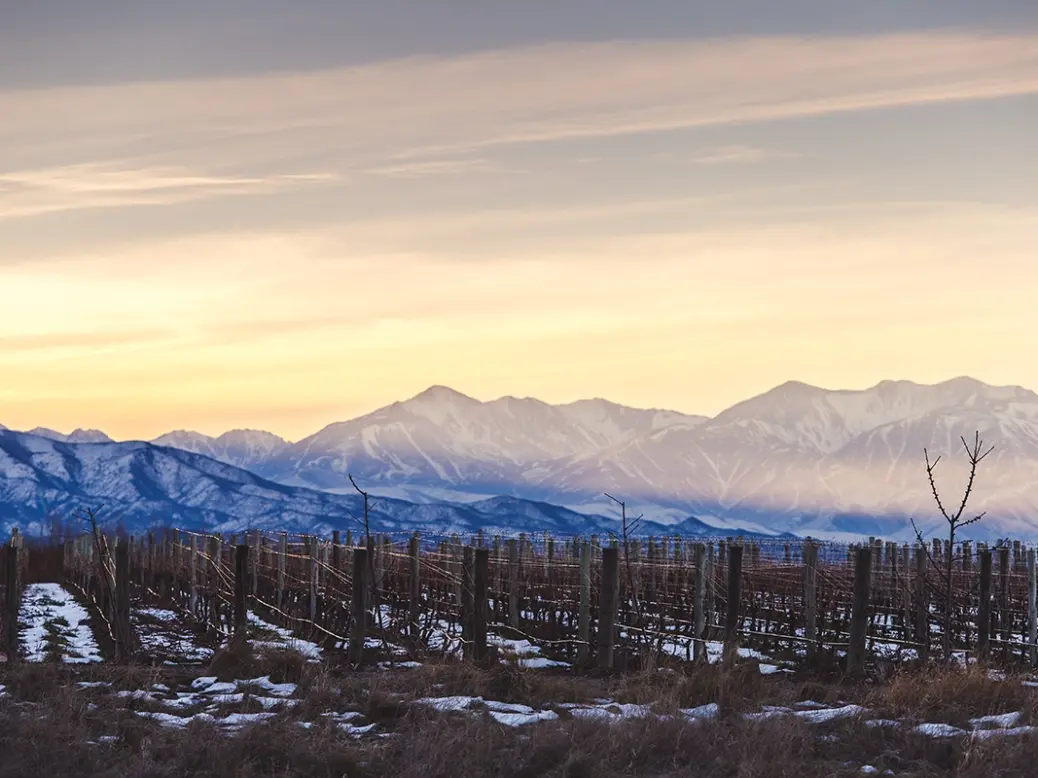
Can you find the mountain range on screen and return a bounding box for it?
[0,429,776,540]
[5,376,1038,541]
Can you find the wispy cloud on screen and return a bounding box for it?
[0,328,174,353]
[2,31,1035,182]
[365,156,507,178]
[0,163,338,219]
[689,145,799,165]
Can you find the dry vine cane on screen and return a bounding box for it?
[605,493,651,658]
[71,505,129,656]
[910,431,995,660]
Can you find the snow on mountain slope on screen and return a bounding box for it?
[1,428,760,540]
[24,427,113,444]
[542,377,1038,537]
[259,386,705,494]
[67,429,115,444]
[9,377,1038,540]
[151,429,289,471]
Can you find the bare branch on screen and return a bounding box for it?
[958,512,987,529]
[949,433,989,522]
[923,449,952,523]
[910,517,941,571]
[348,473,368,498]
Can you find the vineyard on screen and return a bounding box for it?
[0,527,1025,673]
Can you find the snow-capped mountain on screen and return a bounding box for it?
[6,376,1038,540]
[25,427,114,444]
[150,429,289,471]
[0,428,778,539]
[256,386,703,495]
[236,378,1036,539]
[540,377,1038,538]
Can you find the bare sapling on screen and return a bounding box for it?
[604,493,647,658]
[349,473,388,652]
[911,431,994,660]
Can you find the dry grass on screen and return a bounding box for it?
[2,658,1038,776]
[865,663,1038,728]
[206,641,310,684]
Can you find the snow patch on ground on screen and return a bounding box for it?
[133,607,213,664]
[242,612,322,660]
[915,722,967,738]
[19,583,101,663]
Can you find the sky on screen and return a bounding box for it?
[2,1,1038,441]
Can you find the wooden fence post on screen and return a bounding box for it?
[189,534,198,617]
[1029,548,1037,668]
[507,539,520,629]
[308,536,318,623]
[5,543,19,662]
[804,540,818,649]
[250,531,259,597]
[115,538,132,663]
[450,535,462,616]
[171,528,181,580]
[847,546,872,677]
[146,533,155,592]
[234,544,248,642]
[978,550,992,660]
[706,543,716,637]
[598,546,619,670]
[408,534,421,641]
[350,547,368,664]
[474,547,488,663]
[693,543,707,661]
[208,535,220,632]
[900,543,911,646]
[492,536,503,621]
[578,540,591,664]
[915,544,928,659]
[999,546,1010,660]
[277,532,287,611]
[723,545,744,663]
[462,546,475,661]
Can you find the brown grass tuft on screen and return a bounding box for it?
[867,663,1038,725]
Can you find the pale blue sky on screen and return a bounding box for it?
[1,1,1037,438]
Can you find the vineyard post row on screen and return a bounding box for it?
[0,529,27,662]
[57,529,1038,672]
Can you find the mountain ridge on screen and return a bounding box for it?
[0,428,786,541]
[4,376,1037,540]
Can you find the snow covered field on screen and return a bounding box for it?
[19,583,102,663]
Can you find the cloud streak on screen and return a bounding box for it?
[0,163,337,219]
[2,31,1036,180]
[690,145,797,165]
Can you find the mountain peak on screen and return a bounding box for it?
[216,429,288,445]
[772,379,826,395]
[936,375,983,387]
[66,428,113,444]
[407,385,477,404]
[26,427,68,441]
